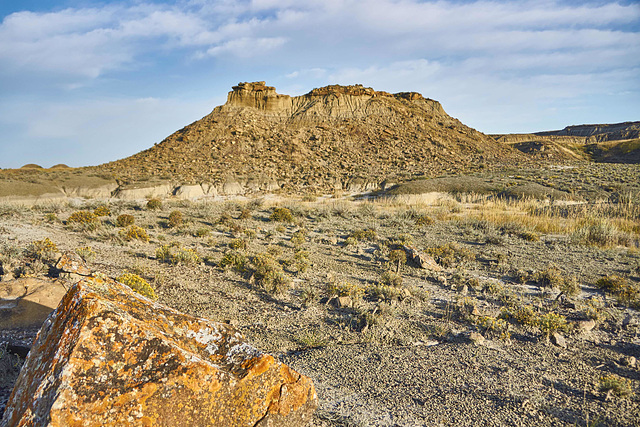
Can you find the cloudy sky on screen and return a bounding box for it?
[0,0,638,168]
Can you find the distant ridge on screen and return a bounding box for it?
[535,121,640,142]
[98,82,526,192]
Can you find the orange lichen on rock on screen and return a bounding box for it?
[1,276,317,426]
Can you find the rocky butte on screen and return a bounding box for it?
[98,82,525,194]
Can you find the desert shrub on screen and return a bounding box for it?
[155,244,200,265]
[291,228,308,247]
[119,225,149,242]
[252,252,291,294]
[155,244,173,263]
[510,305,539,327]
[572,219,621,247]
[75,246,95,262]
[146,198,162,210]
[533,266,564,289]
[415,215,434,226]
[388,249,407,272]
[519,230,540,242]
[239,208,252,220]
[328,281,365,301]
[44,213,59,224]
[93,206,111,217]
[217,212,233,225]
[344,236,358,247]
[229,238,248,250]
[172,248,201,265]
[294,330,328,350]
[476,315,510,341]
[379,270,403,287]
[219,250,246,271]
[194,227,210,238]
[427,242,475,267]
[25,237,58,262]
[116,214,135,227]
[67,210,99,230]
[596,275,639,307]
[270,207,294,223]
[599,374,633,398]
[117,272,156,299]
[168,210,183,228]
[391,233,414,247]
[537,312,568,338]
[369,284,402,302]
[349,228,378,242]
[293,249,310,273]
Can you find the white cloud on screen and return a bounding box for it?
[0,0,637,166]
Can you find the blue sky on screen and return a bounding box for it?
[0,0,638,168]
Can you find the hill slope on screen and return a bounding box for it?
[98,82,526,192]
[492,121,640,164]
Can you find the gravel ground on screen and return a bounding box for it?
[1,194,639,426]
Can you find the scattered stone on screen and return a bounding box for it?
[621,356,637,369]
[334,296,353,308]
[0,278,68,330]
[2,276,317,426]
[551,332,567,349]
[55,252,91,277]
[403,246,442,271]
[469,332,485,345]
[576,319,596,333]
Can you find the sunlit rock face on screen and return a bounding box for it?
[1,276,317,427]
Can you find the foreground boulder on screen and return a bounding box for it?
[2,276,317,426]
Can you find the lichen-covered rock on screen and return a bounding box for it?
[1,276,317,426]
[55,252,91,277]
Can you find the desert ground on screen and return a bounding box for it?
[1,164,639,426]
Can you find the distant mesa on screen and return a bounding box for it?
[20,164,43,169]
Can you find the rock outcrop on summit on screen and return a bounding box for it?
[98,82,525,193]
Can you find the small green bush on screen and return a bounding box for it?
[117,272,156,299]
[537,312,568,338]
[379,270,403,287]
[328,281,365,300]
[116,214,135,227]
[599,374,633,398]
[291,229,308,247]
[93,206,111,217]
[252,252,291,294]
[229,238,248,250]
[270,207,294,223]
[349,228,378,242]
[68,211,99,230]
[75,246,95,262]
[146,198,162,210]
[427,242,475,267]
[168,210,183,228]
[596,275,638,307]
[219,250,246,271]
[119,225,149,242]
[388,249,407,273]
[25,238,58,262]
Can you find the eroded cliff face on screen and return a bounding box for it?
[219,82,446,121]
